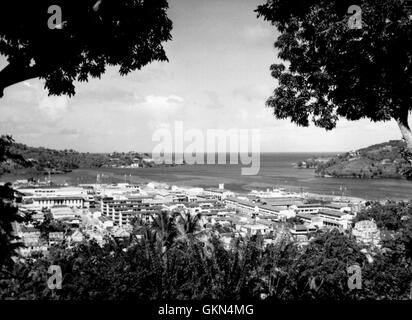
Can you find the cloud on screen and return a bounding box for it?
[204,91,224,109]
[233,83,272,102]
[242,24,276,44]
[75,84,136,103]
[132,94,185,129]
[58,127,81,136]
[38,96,69,120]
[137,94,184,114]
[145,94,183,107]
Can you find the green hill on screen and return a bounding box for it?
[0,141,156,176]
[315,140,411,179]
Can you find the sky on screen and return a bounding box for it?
[0,0,404,153]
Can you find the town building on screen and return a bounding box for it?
[317,208,354,230]
[16,225,47,256]
[352,220,381,246]
[50,206,80,220]
[203,184,235,200]
[295,212,323,228]
[238,224,270,236]
[225,197,295,220]
[49,231,65,246]
[101,196,163,226]
[31,196,88,209]
[294,203,323,214]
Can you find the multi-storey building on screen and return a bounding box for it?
[18,187,90,209]
[294,203,323,214]
[225,197,295,220]
[317,208,353,230]
[101,196,163,226]
[296,212,323,227]
[32,196,88,209]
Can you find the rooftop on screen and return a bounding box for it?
[296,212,317,220]
[34,196,85,201]
[205,188,232,193]
[291,225,318,232]
[318,208,346,218]
[296,203,323,208]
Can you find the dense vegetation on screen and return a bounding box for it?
[0,0,172,97]
[1,202,411,300]
[0,136,26,270]
[0,140,158,175]
[1,138,411,301]
[257,0,412,152]
[353,201,412,231]
[296,158,329,169]
[314,140,412,179]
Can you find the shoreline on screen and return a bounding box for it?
[2,166,412,202]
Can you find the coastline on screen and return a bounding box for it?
[3,158,412,201]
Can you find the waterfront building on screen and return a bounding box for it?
[258,197,303,207]
[203,186,235,200]
[225,197,295,220]
[249,188,302,199]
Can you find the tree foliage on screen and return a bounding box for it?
[0,0,172,97]
[354,201,412,230]
[0,137,27,271]
[1,205,411,300]
[257,0,412,150]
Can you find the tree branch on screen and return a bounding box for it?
[0,62,43,98]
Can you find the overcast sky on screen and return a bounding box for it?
[0,0,403,153]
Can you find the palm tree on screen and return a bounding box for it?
[175,211,204,244]
[149,210,178,254]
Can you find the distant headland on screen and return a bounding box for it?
[297,140,412,179]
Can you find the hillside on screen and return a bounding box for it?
[0,141,161,176]
[314,140,411,179]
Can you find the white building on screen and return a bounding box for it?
[352,220,381,246]
[49,206,81,220]
[318,209,353,230]
[239,224,270,236]
[16,225,48,256]
[294,203,323,214]
[203,188,235,200]
[249,188,303,199]
[225,197,295,221]
[31,196,88,209]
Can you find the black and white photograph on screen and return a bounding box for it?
[1,0,412,316]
